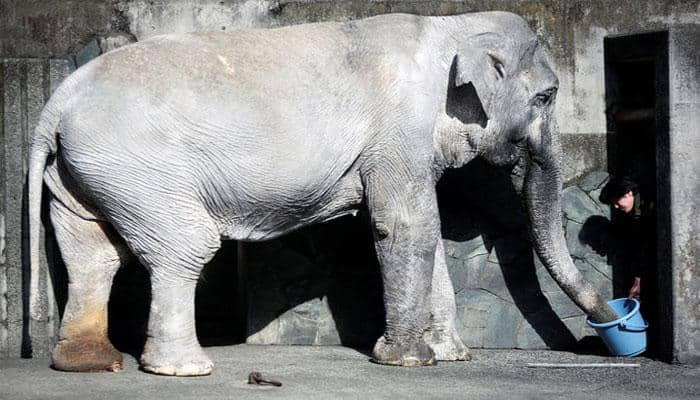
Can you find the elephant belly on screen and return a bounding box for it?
[211,174,364,241]
[219,206,362,242]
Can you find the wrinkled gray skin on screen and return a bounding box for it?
[28,12,618,376]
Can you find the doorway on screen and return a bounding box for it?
[604,31,672,360]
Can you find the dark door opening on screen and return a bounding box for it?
[604,31,672,360]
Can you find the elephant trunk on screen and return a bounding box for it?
[520,139,618,324]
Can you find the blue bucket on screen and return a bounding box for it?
[586,298,648,357]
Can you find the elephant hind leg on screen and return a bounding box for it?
[117,207,221,376]
[140,277,213,376]
[50,198,128,372]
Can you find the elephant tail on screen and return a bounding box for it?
[27,97,61,322]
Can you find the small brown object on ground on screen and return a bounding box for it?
[248,371,283,387]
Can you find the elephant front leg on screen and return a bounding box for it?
[367,182,438,367]
[424,239,471,361]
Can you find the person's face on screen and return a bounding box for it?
[614,191,635,213]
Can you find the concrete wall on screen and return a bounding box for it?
[0,58,73,357]
[0,0,697,361]
[3,1,697,181]
[668,24,699,364]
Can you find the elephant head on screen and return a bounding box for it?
[436,24,618,323]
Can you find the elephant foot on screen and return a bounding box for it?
[424,330,472,361]
[371,335,436,367]
[140,341,213,376]
[52,337,123,372]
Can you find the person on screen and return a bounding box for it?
[599,175,639,215]
[599,176,643,300]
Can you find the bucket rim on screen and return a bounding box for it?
[586,298,640,328]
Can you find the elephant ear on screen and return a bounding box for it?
[454,33,508,117]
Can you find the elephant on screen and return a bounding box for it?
[27,11,618,376]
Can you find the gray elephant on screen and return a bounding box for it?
[27,11,618,376]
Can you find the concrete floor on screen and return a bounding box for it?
[1,345,699,400]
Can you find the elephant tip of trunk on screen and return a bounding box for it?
[587,304,620,324]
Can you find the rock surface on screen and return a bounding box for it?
[245,169,618,350]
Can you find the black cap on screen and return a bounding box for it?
[599,176,638,205]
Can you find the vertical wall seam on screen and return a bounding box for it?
[0,60,7,357]
[19,61,30,357]
[20,62,28,172]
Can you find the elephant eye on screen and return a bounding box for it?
[534,87,557,106]
[494,61,505,79]
[488,54,506,79]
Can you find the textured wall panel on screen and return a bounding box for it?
[0,58,71,357]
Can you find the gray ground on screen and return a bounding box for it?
[1,345,698,400]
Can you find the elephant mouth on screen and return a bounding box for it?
[511,160,526,178]
[509,156,527,195]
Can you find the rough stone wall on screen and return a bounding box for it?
[244,218,384,347]
[446,170,616,350]
[0,0,697,360]
[244,165,617,349]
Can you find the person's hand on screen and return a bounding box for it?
[628,277,641,300]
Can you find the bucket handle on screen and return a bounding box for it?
[620,321,648,332]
